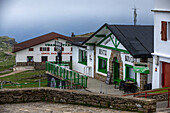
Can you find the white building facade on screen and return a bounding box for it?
[13,32,72,69]
[72,24,153,90]
[152,0,170,89]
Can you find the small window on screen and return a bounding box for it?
[29,48,34,51]
[62,47,64,51]
[125,64,136,82]
[161,21,167,41]
[40,47,42,51]
[71,47,72,51]
[47,47,50,51]
[98,56,107,74]
[27,56,33,62]
[78,49,87,65]
[54,47,56,51]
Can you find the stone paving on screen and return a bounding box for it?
[0,102,135,113]
[85,77,124,95]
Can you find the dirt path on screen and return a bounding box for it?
[0,70,25,78]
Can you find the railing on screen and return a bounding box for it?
[45,61,88,88]
[0,80,81,89]
[123,87,170,107]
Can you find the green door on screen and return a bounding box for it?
[113,59,120,84]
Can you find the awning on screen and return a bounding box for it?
[133,66,150,74]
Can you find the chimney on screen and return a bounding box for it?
[71,32,75,37]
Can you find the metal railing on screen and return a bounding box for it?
[123,87,170,108]
[45,61,88,88]
[0,80,81,89]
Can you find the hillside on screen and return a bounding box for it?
[76,32,94,37]
[0,36,17,71]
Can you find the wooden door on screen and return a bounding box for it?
[162,62,170,87]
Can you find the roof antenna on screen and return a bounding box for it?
[132,5,138,25]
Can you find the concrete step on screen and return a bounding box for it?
[13,66,35,71]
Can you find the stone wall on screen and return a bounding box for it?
[0,88,156,112]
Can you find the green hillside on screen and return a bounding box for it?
[0,36,17,71]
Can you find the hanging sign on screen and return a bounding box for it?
[133,66,150,74]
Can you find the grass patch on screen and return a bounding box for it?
[148,87,170,94]
[0,70,48,88]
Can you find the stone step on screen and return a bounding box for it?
[13,66,35,71]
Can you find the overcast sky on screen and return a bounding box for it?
[0,0,154,42]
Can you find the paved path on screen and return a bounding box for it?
[0,102,134,113]
[0,70,25,78]
[86,77,124,95]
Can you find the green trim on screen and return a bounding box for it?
[85,43,96,46]
[125,64,137,82]
[98,56,108,74]
[78,61,87,65]
[95,34,106,38]
[98,45,129,53]
[96,33,112,46]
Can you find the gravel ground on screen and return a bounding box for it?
[0,102,134,113]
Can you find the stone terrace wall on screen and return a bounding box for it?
[0,88,156,112]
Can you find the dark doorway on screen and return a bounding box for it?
[162,62,170,87]
[112,57,120,84]
[41,56,48,62]
[56,52,62,63]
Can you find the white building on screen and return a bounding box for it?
[152,0,170,89]
[72,24,154,90]
[13,32,73,69]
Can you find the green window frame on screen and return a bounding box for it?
[98,56,107,74]
[78,49,87,65]
[125,64,137,82]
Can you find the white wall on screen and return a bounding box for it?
[16,39,72,62]
[96,46,111,76]
[72,45,94,78]
[152,0,170,89]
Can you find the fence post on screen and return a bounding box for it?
[63,69,65,79]
[70,71,72,89]
[66,70,69,80]
[1,81,3,89]
[56,66,59,76]
[60,67,62,77]
[77,73,80,85]
[81,76,84,87]
[74,72,76,83]
[39,79,41,87]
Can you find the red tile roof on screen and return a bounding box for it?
[13,32,71,53]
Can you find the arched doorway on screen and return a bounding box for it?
[112,57,120,83]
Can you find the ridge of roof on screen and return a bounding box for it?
[13,32,71,53]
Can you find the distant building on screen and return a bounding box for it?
[72,23,154,90]
[13,32,72,70]
[152,0,170,89]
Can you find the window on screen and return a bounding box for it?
[78,49,87,65]
[27,56,33,62]
[41,56,48,62]
[62,47,64,51]
[168,22,170,40]
[161,21,167,41]
[125,64,136,82]
[98,56,107,74]
[40,47,50,51]
[29,48,34,51]
[71,47,72,51]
